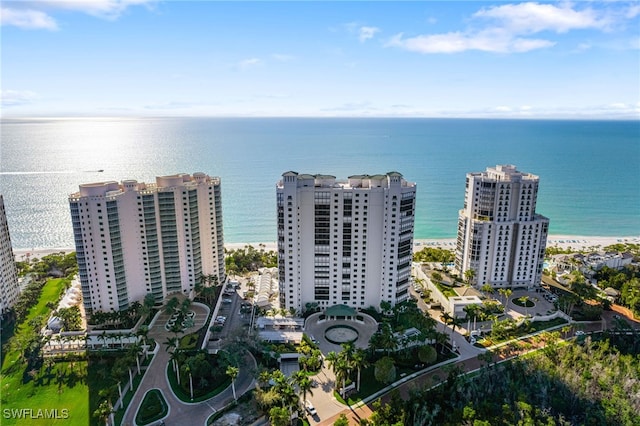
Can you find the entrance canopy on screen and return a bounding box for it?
[325,304,356,317]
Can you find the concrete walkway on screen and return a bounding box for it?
[121,305,256,426]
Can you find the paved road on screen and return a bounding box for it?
[121,303,256,426]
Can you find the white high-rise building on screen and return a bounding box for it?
[69,173,225,315]
[0,195,20,315]
[277,172,416,313]
[455,165,549,290]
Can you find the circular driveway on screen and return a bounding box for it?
[304,312,377,353]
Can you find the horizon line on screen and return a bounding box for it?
[2,115,639,121]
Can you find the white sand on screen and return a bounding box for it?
[14,235,638,260]
[413,235,639,251]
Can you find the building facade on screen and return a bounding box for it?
[277,172,416,313]
[69,173,225,315]
[455,165,549,289]
[0,195,20,315]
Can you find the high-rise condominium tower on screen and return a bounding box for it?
[69,173,224,315]
[455,165,549,289]
[0,195,20,315]
[277,172,416,313]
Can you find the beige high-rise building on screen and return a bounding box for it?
[0,195,20,315]
[455,165,549,289]
[69,173,225,314]
[277,172,416,313]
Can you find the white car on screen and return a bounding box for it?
[575,330,585,336]
[305,400,317,416]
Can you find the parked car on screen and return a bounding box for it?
[305,400,317,416]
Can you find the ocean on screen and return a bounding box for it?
[0,117,638,250]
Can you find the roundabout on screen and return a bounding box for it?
[324,324,359,344]
[304,305,378,351]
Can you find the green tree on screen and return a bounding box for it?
[165,297,180,314]
[481,283,494,297]
[352,348,369,391]
[292,371,313,410]
[269,406,290,426]
[465,269,476,285]
[333,413,349,426]
[418,345,437,365]
[374,356,396,384]
[226,365,239,401]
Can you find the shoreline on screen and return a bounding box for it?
[12,235,640,259]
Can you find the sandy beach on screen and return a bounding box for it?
[12,235,639,260]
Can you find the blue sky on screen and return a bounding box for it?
[2,1,639,118]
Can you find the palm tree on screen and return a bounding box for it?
[464,269,476,285]
[518,296,531,316]
[325,351,339,375]
[128,342,143,375]
[279,382,299,420]
[169,322,183,340]
[334,357,352,398]
[369,323,397,355]
[226,365,239,401]
[181,359,194,400]
[137,325,150,359]
[504,288,513,308]
[435,331,449,354]
[257,369,271,388]
[463,304,480,333]
[164,336,178,353]
[97,386,117,425]
[164,297,180,314]
[292,370,313,409]
[351,348,368,391]
[93,399,113,426]
[449,316,464,345]
[269,406,290,426]
[481,283,494,298]
[442,311,453,334]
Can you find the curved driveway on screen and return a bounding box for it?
[121,305,256,426]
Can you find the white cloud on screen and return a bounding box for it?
[1,90,38,106]
[359,26,380,42]
[386,30,554,54]
[626,5,640,19]
[237,58,262,70]
[1,0,155,30]
[386,2,635,55]
[28,0,156,19]
[0,8,58,30]
[341,22,381,42]
[473,2,609,34]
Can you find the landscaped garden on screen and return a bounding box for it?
[135,389,168,425]
[166,349,232,402]
[1,275,89,425]
[474,317,569,348]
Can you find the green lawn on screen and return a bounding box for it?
[30,278,69,320]
[135,389,168,425]
[433,282,457,298]
[0,278,89,425]
[1,357,89,425]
